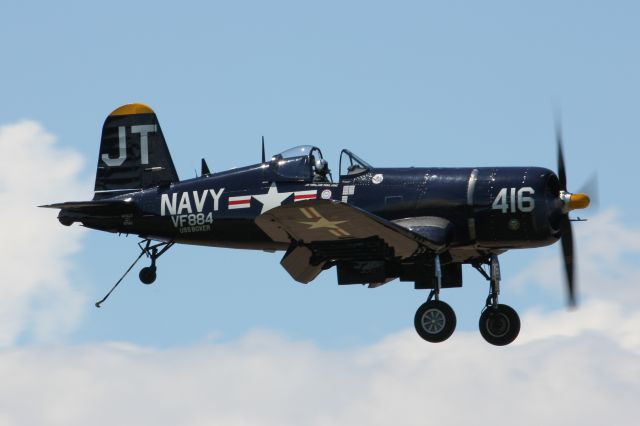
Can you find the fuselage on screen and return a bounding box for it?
[69,159,561,262]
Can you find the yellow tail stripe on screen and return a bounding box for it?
[109,103,155,116]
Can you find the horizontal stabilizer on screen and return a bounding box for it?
[39,200,137,215]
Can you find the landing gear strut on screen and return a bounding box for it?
[474,255,520,346]
[137,241,173,285]
[95,239,174,307]
[414,255,457,343]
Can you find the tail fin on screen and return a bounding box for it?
[94,103,179,199]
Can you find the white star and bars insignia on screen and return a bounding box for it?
[298,206,351,237]
[226,184,317,212]
[228,195,251,209]
[293,190,317,202]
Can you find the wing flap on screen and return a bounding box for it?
[280,245,326,284]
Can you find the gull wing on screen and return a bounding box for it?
[255,199,433,258]
[256,200,454,283]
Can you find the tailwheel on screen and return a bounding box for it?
[139,266,157,285]
[137,240,173,285]
[95,239,174,307]
[479,304,520,346]
[414,300,456,343]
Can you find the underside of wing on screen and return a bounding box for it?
[255,200,450,284]
[392,216,454,252]
[256,200,433,256]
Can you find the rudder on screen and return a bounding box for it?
[94,103,179,198]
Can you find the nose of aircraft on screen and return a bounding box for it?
[560,191,591,212]
[569,192,590,210]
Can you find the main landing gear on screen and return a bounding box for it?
[475,255,520,346]
[413,254,521,346]
[95,239,174,307]
[414,255,457,343]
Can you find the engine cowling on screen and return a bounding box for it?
[472,167,560,248]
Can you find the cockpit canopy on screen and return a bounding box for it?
[271,145,330,182]
[269,145,371,182]
[274,145,321,161]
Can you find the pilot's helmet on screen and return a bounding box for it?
[315,158,328,174]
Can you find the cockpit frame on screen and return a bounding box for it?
[269,145,371,183]
[339,149,371,178]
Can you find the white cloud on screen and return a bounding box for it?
[0,121,88,346]
[0,325,638,426]
[512,210,640,308]
[507,210,640,353]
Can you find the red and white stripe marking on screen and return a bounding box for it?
[294,190,317,202]
[228,195,251,209]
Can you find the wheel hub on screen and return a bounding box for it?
[486,313,510,337]
[421,308,446,334]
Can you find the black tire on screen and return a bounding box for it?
[414,300,457,343]
[479,304,520,346]
[139,266,157,285]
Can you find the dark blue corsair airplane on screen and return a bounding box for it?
[43,103,591,346]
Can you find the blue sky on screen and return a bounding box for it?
[2,0,638,344]
[1,1,639,424]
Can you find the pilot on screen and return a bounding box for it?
[313,158,330,182]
